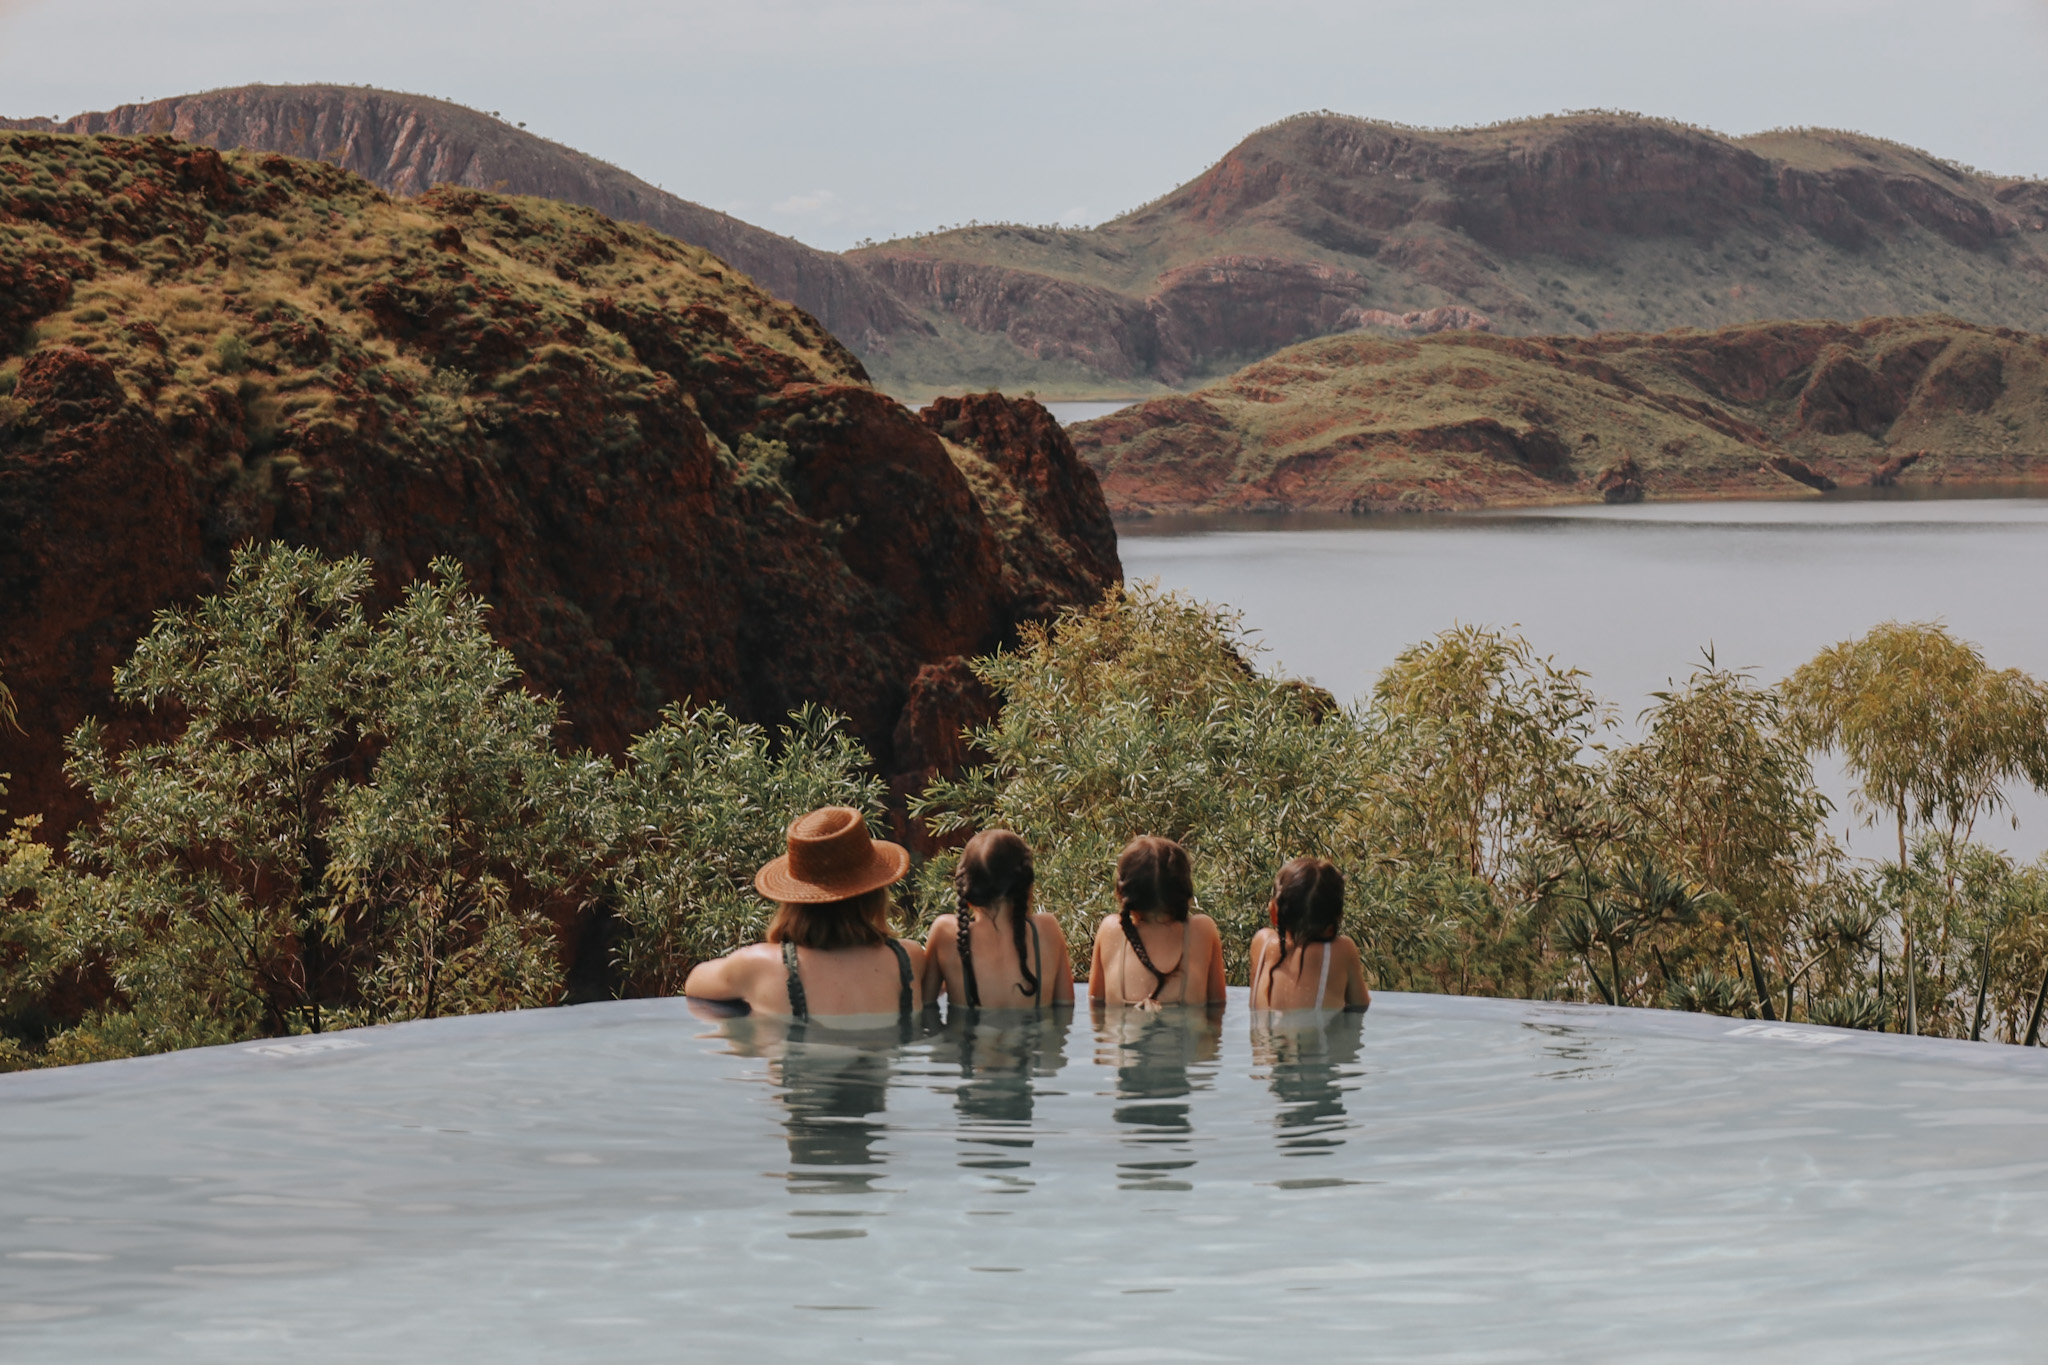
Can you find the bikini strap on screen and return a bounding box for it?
[888,938,914,1019]
[884,941,909,1047]
[782,941,809,1022]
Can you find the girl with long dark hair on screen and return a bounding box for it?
[1087,836,1226,1009]
[1247,857,1370,1013]
[922,829,1075,1010]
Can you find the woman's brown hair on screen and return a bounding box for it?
[766,887,895,951]
[1115,836,1194,1001]
[953,829,1038,1007]
[1265,856,1345,983]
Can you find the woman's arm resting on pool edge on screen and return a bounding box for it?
[683,944,773,1002]
[1199,915,1227,1006]
[1342,937,1371,1011]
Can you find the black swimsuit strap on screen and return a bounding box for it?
[887,938,913,1018]
[887,938,914,1043]
[782,941,809,1021]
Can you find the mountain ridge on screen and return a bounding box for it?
[10,89,2048,399]
[856,112,2048,394]
[0,84,922,351]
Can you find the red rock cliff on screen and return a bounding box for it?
[0,133,1120,839]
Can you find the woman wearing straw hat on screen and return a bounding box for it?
[684,806,926,1021]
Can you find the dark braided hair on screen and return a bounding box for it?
[1114,837,1194,1002]
[1262,857,1345,1003]
[953,829,1039,1007]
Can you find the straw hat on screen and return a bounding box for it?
[754,806,910,903]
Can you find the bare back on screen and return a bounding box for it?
[1088,912,1227,1007]
[923,909,1076,1008]
[684,939,925,1019]
[1248,929,1370,1012]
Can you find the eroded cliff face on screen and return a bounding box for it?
[853,114,2048,394]
[1,85,922,352]
[0,132,1119,839]
[1071,316,2048,515]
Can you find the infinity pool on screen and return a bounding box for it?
[4,992,2047,1362]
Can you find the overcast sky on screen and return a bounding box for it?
[3,0,2045,250]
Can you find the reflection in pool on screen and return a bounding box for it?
[5,990,2048,1362]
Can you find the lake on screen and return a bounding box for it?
[1120,492,2048,859]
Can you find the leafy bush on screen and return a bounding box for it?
[35,545,588,1054]
[917,585,1380,981]
[603,703,884,994]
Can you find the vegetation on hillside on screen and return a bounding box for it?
[918,586,2048,1042]
[1072,316,2048,515]
[4,556,2048,1063]
[0,546,884,1066]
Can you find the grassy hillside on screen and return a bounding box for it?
[1069,316,2048,514]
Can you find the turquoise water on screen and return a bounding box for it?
[4,991,2047,1361]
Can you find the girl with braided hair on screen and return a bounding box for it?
[1248,857,1370,1014]
[1087,836,1226,1010]
[921,829,1075,1010]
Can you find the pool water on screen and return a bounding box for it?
[4,991,2047,1362]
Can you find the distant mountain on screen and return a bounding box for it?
[1070,316,2048,515]
[852,113,2048,395]
[13,93,2048,399]
[0,84,921,351]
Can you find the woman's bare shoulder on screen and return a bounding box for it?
[925,914,960,944]
[1031,910,1073,943]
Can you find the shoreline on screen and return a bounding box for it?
[1107,471,2048,531]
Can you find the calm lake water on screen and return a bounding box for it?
[1120,492,2048,858]
[6,993,2047,1362]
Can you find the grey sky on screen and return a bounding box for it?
[4,0,2045,251]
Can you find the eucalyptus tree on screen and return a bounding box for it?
[1605,657,1833,1010]
[1373,626,1605,893]
[1785,623,2048,1032]
[45,545,592,1056]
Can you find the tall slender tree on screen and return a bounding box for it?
[1785,623,2048,1034]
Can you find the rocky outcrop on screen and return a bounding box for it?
[917,392,1121,614]
[0,132,1120,839]
[1072,316,2048,515]
[1596,456,1645,503]
[2,85,920,352]
[1342,306,1494,334]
